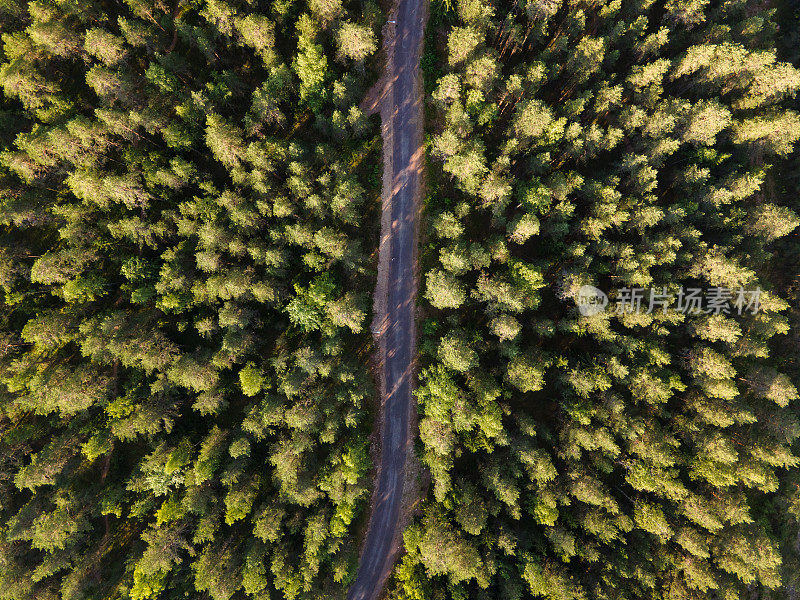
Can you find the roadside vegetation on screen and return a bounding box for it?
[399,0,800,598]
[0,1,382,599]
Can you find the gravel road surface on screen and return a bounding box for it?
[347,0,427,599]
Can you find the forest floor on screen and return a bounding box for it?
[351,0,428,598]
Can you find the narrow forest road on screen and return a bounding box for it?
[348,0,427,599]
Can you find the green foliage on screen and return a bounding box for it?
[402,0,800,598]
[337,21,377,61]
[239,363,265,397]
[0,0,380,598]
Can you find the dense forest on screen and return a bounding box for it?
[0,0,382,599]
[2,0,800,598]
[399,0,800,599]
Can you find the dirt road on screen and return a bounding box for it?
[347,0,427,599]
